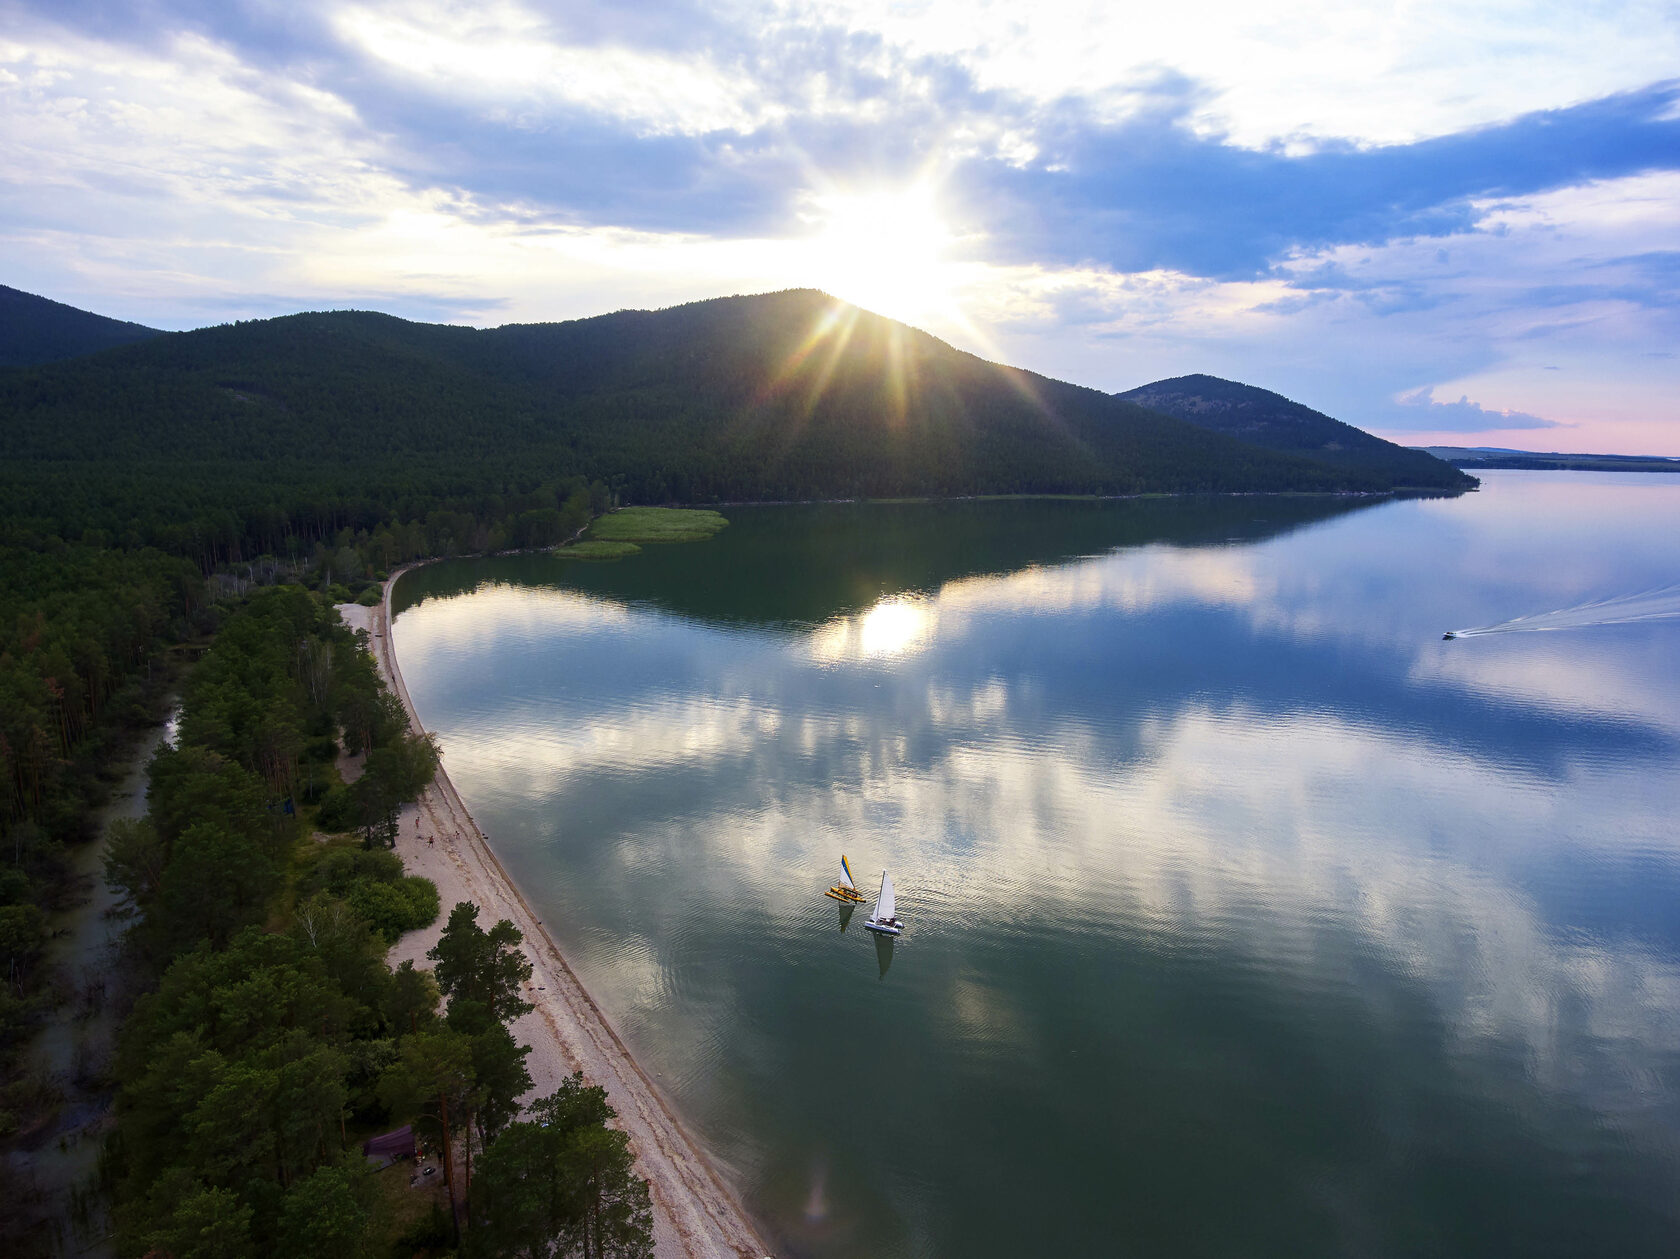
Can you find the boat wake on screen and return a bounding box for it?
[1446,581,1680,639]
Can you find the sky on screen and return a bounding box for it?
[3,1,1678,453]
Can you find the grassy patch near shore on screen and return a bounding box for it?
[587,506,729,544]
[554,538,642,561]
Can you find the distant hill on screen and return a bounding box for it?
[0,283,161,367]
[1418,446,1680,473]
[0,291,1475,556]
[1118,374,1471,490]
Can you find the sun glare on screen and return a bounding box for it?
[807,597,935,663]
[801,182,962,325]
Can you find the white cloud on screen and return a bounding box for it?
[782,0,1680,146]
[333,0,779,136]
[1389,387,1561,432]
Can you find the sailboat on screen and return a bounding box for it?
[824,854,867,904]
[863,870,903,936]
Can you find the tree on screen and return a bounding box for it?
[470,1019,534,1149]
[145,744,272,849]
[157,821,280,951]
[379,1027,476,1241]
[141,1179,255,1259]
[0,902,46,995]
[467,1121,563,1259]
[382,958,441,1034]
[560,1123,654,1259]
[291,892,390,1011]
[529,1077,652,1259]
[428,901,534,1031]
[276,1164,371,1259]
[469,1075,653,1259]
[352,733,439,849]
[104,816,167,914]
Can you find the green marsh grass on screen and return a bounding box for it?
[554,539,643,561]
[586,506,729,544]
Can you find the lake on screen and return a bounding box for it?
[391,473,1680,1257]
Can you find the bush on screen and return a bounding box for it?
[315,784,359,833]
[392,1202,451,1256]
[299,846,402,896]
[347,877,439,942]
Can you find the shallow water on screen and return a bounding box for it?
[393,474,1680,1257]
[18,703,177,1258]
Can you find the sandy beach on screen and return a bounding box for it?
[340,573,771,1259]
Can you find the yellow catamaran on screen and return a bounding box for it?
[824,855,867,904]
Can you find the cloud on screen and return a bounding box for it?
[959,80,1680,280]
[2,0,1677,450]
[1389,386,1563,433]
[15,0,1679,281]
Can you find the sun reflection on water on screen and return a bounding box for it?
[809,596,935,663]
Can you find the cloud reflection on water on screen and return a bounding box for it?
[406,548,1679,1077]
[393,481,1680,1249]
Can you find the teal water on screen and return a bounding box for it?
[392,474,1680,1257]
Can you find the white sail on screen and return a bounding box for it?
[874,871,896,923]
[840,855,856,891]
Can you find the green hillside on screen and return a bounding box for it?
[1117,374,1472,490]
[1,291,1471,563]
[0,283,161,367]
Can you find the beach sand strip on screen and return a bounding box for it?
[339,573,771,1259]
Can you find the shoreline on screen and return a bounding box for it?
[344,566,771,1259]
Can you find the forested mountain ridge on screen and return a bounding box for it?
[1116,373,1472,489]
[0,283,161,368]
[1,290,1470,563]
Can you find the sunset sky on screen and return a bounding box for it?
[4,0,1678,452]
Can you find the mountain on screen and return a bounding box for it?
[1117,374,1470,490]
[0,283,162,367]
[0,290,1473,556]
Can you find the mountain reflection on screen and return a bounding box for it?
[393,479,1680,1257]
[393,494,1386,627]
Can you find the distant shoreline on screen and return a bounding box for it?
[344,566,772,1259]
[1415,447,1680,473]
[699,485,1474,508]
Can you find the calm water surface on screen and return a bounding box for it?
[393,474,1680,1257]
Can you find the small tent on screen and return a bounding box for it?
[362,1124,416,1169]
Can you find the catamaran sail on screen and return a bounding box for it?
[825,854,867,903]
[864,870,903,936]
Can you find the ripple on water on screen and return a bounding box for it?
[394,484,1680,1258]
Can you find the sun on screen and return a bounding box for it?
[799,180,962,326]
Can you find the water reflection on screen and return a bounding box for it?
[810,596,934,663]
[874,935,894,980]
[392,494,1391,628]
[394,478,1680,1257]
